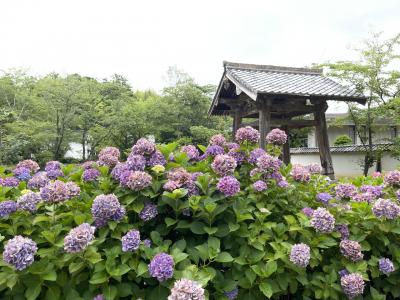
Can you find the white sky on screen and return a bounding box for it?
[1,0,399,113]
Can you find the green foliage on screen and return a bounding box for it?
[333,135,353,146]
[1,138,400,299]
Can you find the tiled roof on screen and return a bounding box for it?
[223,61,366,101]
[290,143,393,154]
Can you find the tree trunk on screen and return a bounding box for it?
[82,129,87,161]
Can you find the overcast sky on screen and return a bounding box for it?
[1,0,399,100]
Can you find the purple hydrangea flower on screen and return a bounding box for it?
[132,138,156,155]
[310,207,335,233]
[224,288,239,300]
[64,223,95,253]
[167,168,192,186]
[98,146,120,167]
[168,279,205,300]
[226,142,240,151]
[27,172,49,189]
[217,176,240,197]
[82,168,101,182]
[3,236,38,271]
[384,170,400,186]
[253,180,267,192]
[289,243,311,267]
[340,240,363,261]
[91,194,125,227]
[46,168,64,180]
[335,224,350,240]
[235,126,260,144]
[122,171,152,191]
[13,167,31,181]
[278,180,289,188]
[209,134,226,147]
[181,145,200,160]
[93,295,105,300]
[302,207,314,217]
[111,163,130,181]
[227,150,246,165]
[82,161,98,169]
[306,163,322,174]
[317,192,332,204]
[16,160,40,173]
[340,273,364,299]
[266,128,287,145]
[351,192,375,203]
[248,148,266,164]
[40,180,76,203]
[0,201,17,217]
[397,190,400,201]
[0,177,20,187]
[126,154,146,171]
[45,161,62,172]
[211,154,237,177]
[338,269,349,278]
[290,165,311,182]
[139,202,158,221]
[163,180,181,191]
[148,252,174,282]
[66,182,80,198]
[256,154,282,173]
[372,198,400,219]
[147,150,167,167]
[143,239,152,247]
[121,229,141,252]
[191,172,203,181]
[335,184,357,199]
[205,145,224,157]
[17,191,41,213]
[379,258,395,275]
[359,185,383,198]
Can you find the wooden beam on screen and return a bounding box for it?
[232,109,242,140]
[258,99,271,149]
[282,126,291,165]
[314,103,335,179]
[242,119,316,128]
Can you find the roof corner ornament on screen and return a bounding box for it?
[235,86,242,96]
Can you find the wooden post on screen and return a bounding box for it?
[282,126,291,164]
[259,99,271,149]
[232,109,242,140]
[314,103,335,179]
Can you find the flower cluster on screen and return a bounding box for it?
[359,185,383,198]
[147,150,166,167]
[211,154,237,176]
[384,170,400,186]
[16,160,40,173]
[82,168,101,182]
[181,145,200,160]
[126,153,146,171]
[121,171,152,191]
[3,236,38,270]
[227,149,246,165]
[111,163,130,181]
[316,192,332,205]
[91,194,125,227]
[17,191,41,213]
[98,146,120,167]
[306,163,322,174]
[266,128,287,145]
[378,258,394,275]
[27,172,49,189]
[253,180,267,192]
[289,243,311,267]
[121,229,141,252]
[248,148,266,164]
[335,224,350,240]
[64,223,95,253]
[310,207,335,233]
[0,177,20,187]
[256,154,282,173]
[132,138,156,155]
[139,202,158,221]
[302,207,314,217]
[224,288,239,300]
[82,161,98,169]
[13,167,31,181]
[40,180,80,203]
[148,252,174,282]
[0,201,17,217]
[45,161,64,179]
[340,273,364,299]
[340,240,363,261]
[372,198,400,219]
[235,126,260,144]
[209,134,226,147]
[290,165,311,182]
[204,145,224,157]
[217,176,240,197]
[168,279,205,300]
[335,184,357,199]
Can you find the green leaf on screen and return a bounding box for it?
[69,261,85,274]
[264,261,277,277]
[259,281,273,298]
[104,285,118,300]
[110,264,131,277]
[89,272,108,284]
[190,222,206,234]
[25,277,42,300]
[215,252,234,263]
[137,261,148,276]
[165,217,178,227]
[203,226,218,235]
[42,270,57,281]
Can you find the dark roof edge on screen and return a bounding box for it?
[223,61,323,75]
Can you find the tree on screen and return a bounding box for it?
[324,32,400,175]
[333,135,353,146]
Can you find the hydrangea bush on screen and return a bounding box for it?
[0,130,400,299]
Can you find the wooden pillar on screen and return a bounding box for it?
[282,126,291,165]
[232,109,242,140]
[314,103,335,179]
[259,99,271,149]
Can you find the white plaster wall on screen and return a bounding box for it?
[291,152,400,177]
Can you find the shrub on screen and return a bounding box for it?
[333,134,353,146]
[0,130,399,299]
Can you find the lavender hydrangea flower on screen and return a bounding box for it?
[98,146,120,167]
[224,288,239,300]
[13,167,31,181]
[148,252,174,282]
[45,161,62,172]
[164,180,181,191]
[235,126,260,144]
[168,278,205,300]
[0,177,20,187]
[82,168,101,182]
[211,154,237,176]
[122,171,152,191]
[306,163,322,174]
[217,176,240,197]
[338,269,349,278]
[302,207,314,217]
[266,128,287,145]
[139,202,158,221]
[209,134,226,147]
[317,192,332,204]
[121,229,141,252]
[126,154,146,171]
[379,258,395,274]
[384,170,400,186]
[278,180,289,188]
[290,165,311,182]
[340,273,364,299]
[310,207,335,233]
[66,182,80,198]
[91,194,125,227]
[111,163,130,181]
[132,138,156,155]
[93,295,105,300]
[372,198,400,219]
[226,142,240,151]
[64,223,95,253]
[340,240,363,261]
[0,201,17,217]
[17,191,41,213]
[3,236,38,271]
[335,224,350,240]
[205,145,224,157]
[27,172,49,189]
[143,239,152,247]
[359,185,383,198]
[181,145,200,160]
[351,192,375,203]
[40,180,74,203]
[167,168,192,186]
[46,168,64,180]
[147,150,166,167]
[248,148,266,164]
[227,150,246,165]
[335,184,357,199]
[253,180,267,191]
[256,154,282,173]
[289,243,311,267]
[16,160,40,173]
[82,160,98,169]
